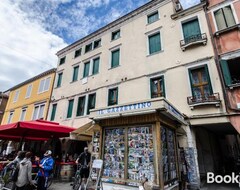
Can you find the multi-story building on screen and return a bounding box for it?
[0,92,9,124]
[49,0,237,189]
[1,68,56,125]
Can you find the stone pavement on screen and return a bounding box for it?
[48,181,72,190]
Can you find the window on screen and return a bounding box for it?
[38,77,51,93]
[220,57,240,86]
[83,62,90,78]
[93,39,101,49]
[108,88,118,106]
[87,93,96,115]
[67,99,74,118]
[72,66,79,82]
[92,57,100,75]
[25,84,32,98]
[150,76,165,98]
[50,104,57,121]
[111,49,120,68]
[189,65,213,100]
[20,108,26,121]
[147,11,159,24]
[85,43,93,53]
[33,104,45,120]
[13,90,20,102]
[59,56,66,65]
[56,73,63,88]
[76,96,86,116]
[111,30,120,40]
[182,18,201,44]
[148,32,161,55]
[7,111,14,124]
[74,48,81,58]
[214,5,236,31]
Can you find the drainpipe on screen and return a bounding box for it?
[204,1,240,112]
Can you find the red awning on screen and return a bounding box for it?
[0,120,75,140]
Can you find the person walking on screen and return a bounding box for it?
[36,150,54,190]
[15,152,34,190]
[75,147,91,188]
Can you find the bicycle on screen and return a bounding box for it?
[32,170,53,189]
[72,164,82,190]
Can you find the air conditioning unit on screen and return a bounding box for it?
[175,3,182,12]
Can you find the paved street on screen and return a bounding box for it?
[49,181,72,190]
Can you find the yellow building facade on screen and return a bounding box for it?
[2,68,56,124]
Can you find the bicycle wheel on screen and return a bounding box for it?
[47,177,53,188]
[73,173,81,190]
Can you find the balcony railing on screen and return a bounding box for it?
[187,93,221,109]
[180,33,207,51]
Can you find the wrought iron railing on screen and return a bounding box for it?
[180,33,207,50]
[187,93,220,105]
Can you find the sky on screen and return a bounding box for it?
[0,0,200,92]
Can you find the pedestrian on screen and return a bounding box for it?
[36,150,54,190]
[15,152,34,190]
[75,147,91,188]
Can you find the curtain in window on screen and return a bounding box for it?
[182,19,201,42]
[215,9,227,30]
[111,50,120,68]
[93,58,99,74]
[67,100,74,118]
[149,33,161,54]
[76,96,85,116]
[83,62,90,78]
[223,6,236,27]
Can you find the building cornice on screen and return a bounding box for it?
[56,0,171,56]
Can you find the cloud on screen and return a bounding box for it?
[0,0,67,91]
[180,0,200,9]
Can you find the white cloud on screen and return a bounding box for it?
[0,0,67,91]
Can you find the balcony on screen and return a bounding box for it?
[180,33,207,51]
[187,93,221,110]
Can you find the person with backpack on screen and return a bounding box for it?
[15,152,34,190]
[36,150,54,190]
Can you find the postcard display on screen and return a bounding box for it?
[103,126,154,184]
[91,131,101,180]
[161,127,177,183]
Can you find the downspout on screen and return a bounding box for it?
[204,1,240,112]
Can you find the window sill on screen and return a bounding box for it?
[108,65,120,70]
[189,101,221,110]
[147,50,164,57]
[214,23,240,37]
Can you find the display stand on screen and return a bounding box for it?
[85,159,103,190]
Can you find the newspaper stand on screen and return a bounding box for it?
[84,159,103,190]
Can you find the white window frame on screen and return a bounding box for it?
[7,111,14,124]
[13,90,20,103]
[19,108,27,121]
[32,103,46,120]
[25,84,33,98]
[111,29,121,41]
[146,27,163,56]
[211,2,238,31]
[38,77,51,94]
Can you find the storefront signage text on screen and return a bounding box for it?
[167,104,185,121]
[98,102,152,115]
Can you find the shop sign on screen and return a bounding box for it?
[166,104,185,124]
[98,102,152,115]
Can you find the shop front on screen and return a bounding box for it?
[89,98,189,190]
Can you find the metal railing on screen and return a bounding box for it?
[187,93,220,105]
[180,33,207,50]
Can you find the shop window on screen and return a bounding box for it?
[220,58,240,86]
[59,56,66,65]
[103,126,154,182]
[108,88,118,106]
[161,126,177,184]
[50,104,57,121]
[74,48,81,58]
[188,65,213,102]
[87,93,96,115]
[67,99,74,118]
[76,96,85,117]
[147,11,159,24]
[214,5,236,31]
[150,76,165,98]
[111,30,120,41]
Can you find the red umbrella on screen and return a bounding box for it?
[0,120,75,140]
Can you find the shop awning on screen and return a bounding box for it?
[70,121,100,141]
[0,120,75,140]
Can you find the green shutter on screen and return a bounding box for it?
[182,19,201,40]
[161,76,165,97]
[111,50,120,68]
[76,96,85,116]
[67,99,74,118]
[204,65,213,94]
[57,73,62,87]
[223,6,236,27]
[93,58,100,75]
[149,33,161,54]
[72,66,79,82]
[188,69,194,96]
[220,60,232,86]
[83,62,90,78]
[50,104,57,121]
[150,79,154,98]
[87,94,96,115]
